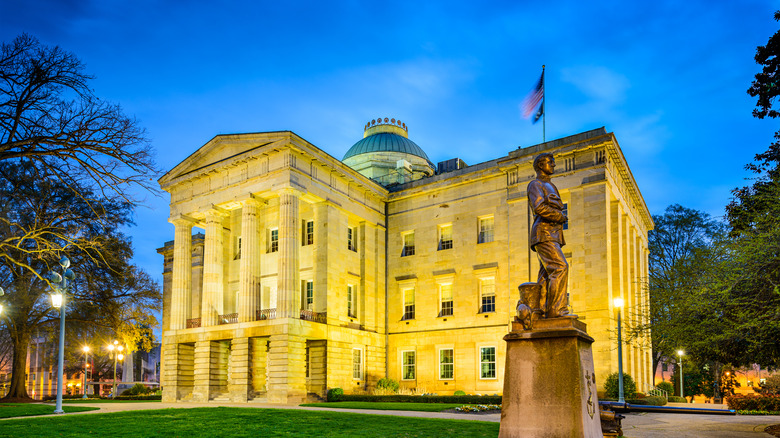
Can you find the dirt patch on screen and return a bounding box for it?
[765,424,780,437]
[0,397,35,403]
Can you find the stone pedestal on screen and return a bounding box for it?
[499,317,602,438]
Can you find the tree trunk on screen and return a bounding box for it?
[2,329,31,401]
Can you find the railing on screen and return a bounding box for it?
[186,318,201,328]
[646,386,669,399]
[218,313,238,325]
[256,308,277,321]
[300,310,327,323]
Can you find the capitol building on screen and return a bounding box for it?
[157,118,652,403]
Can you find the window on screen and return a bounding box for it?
[478,217,494,243]
[302,220,314,246]
[596,150,606,164]
[352,348,363,379]
[234,236,242,260]
[347,285,357,318]
[562,203,569,230]
[439,348,454,380]
[402,351,416,380]
[480,347,496,379]
[302,280,313,310]
[439,283,453,317]
[480,278,496,313]
[347,227,357,252]
[402,287,415,320]
[438,224,453,250]
[268,228,279,253]
[401,231,415,256]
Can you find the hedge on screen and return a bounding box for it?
[327,393,503,404]
[726,395,780,411]
[667,396,687,403]
[42,394,161,401]
[114,394,162,401]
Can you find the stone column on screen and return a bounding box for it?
[239,199,262,323]
[192,340,213,402]
[277,188,300,318]
[229,337,250,402]
[170,218,194,330]
[313,202,329,314]
[202,209,227,327]
[266,333,307,404]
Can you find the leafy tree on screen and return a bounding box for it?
[639,204,725,376]
[0,162,159,401]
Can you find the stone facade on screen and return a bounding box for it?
[158,125,653,403]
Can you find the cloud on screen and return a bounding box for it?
[561,65,631,105]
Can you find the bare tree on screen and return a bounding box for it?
[0,33,158,200]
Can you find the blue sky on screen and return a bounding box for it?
[2,0,778,286]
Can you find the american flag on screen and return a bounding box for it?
[522,70,544,123]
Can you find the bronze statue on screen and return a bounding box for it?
[517,152,572,325]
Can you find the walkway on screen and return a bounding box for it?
[3,401,779,437]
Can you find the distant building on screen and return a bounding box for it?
[157,120,653,403]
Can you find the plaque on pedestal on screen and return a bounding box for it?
[499,317,602,438]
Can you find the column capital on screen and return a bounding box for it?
[239,196,266,208]
[278,187,304,198]
[169,214,197,226]
[205,205,230,220]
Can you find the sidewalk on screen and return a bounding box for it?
[3,401,779,437]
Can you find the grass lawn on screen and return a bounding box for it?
[0,407,499,437]
[0,403,99,419]
[300,402,468,412]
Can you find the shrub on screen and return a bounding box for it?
[329,394,502,404]
[453,390,466,396]
[114,394,162,401]
[626,398,648,405]
[726,394,780,411]
[642,396,668,406]
[327,388,344,402]
[376,378,399,393]
[121,383,152,396]
[604,372,637,400]
[633,392,646,399]
[668,396,687,403]
[656,381,674,395]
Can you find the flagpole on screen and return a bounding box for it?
[542,65,546,143]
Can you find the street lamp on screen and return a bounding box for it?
[82,346,90,399]
[677,350,685,400]
[613,297,625,404]
[48,255,75,415]
[108,341,124,398]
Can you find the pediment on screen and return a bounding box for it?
[159,131,292,187]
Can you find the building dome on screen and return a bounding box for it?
[342,118,435,186]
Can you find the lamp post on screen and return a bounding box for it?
[108,341,124,398]
[48,255,75,415]
[613,297,625,404]
[82,346,90,399]
[677,350,685,399]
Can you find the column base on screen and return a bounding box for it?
[499,317,602,438]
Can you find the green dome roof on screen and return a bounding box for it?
[343,132,432,163]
